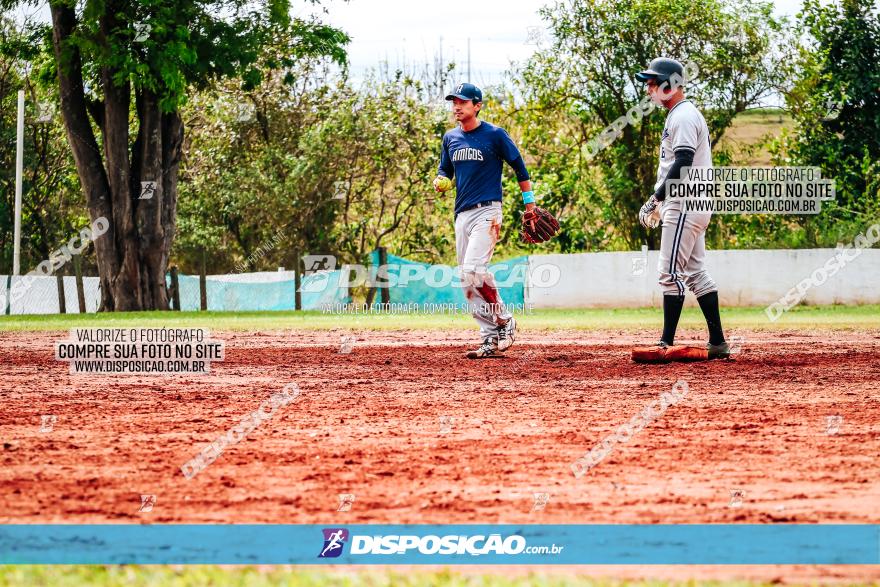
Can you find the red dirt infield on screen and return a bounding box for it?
[1,328,879,581]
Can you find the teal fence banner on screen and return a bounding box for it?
[369,252,527,308]
[167,272,349,311]
[2,524,877,565]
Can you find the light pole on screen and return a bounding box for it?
[13,89,24,276]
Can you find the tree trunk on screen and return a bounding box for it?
[50,3,182,311]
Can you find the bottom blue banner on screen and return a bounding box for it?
[0,524,877,564]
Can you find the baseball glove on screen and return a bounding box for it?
[521,207,560,244]
[639,195,661,229]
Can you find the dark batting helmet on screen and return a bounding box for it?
[635,57,685,83]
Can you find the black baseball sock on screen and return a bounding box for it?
[661,294,685,346]
[697,291,725,345]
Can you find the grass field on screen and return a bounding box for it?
[0,304,878,332]
[0,566,832,587]
[718,109,793,167]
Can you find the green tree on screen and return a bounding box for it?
[517,0,786,250]
[484,86,611,255]
[772,0,880,245]
[322,68,454,266]
[176,54,343,274]
[2,0,347,310]
[0,15,82,274]
[178,59,457,276]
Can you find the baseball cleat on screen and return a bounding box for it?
[707,341,731,360]
[496,317,516,351]
[466,337,500,359]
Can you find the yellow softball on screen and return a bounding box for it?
[434,176,453,192]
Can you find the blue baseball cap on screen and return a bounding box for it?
[445,82,482,102]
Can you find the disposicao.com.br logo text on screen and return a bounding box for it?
[318,529,563,557]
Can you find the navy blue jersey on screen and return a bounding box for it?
[438,121,530,215]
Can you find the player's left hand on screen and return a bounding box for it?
[521,206,560,244]
[639,195,661,229]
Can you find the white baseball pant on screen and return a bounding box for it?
[454,202,512,339]
[658,206,717,298]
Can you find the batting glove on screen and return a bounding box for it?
[639,195,660,229]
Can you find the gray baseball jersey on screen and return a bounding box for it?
[654,99,712,210]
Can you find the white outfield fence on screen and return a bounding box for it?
[1,275,101,315]
[526,249,880,308]
[0,269,346,315]
[2,248,879,315]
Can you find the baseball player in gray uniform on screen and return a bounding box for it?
[636,58,729,359]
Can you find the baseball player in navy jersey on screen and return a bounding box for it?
[635,58,729,359]
[435,83,535,359]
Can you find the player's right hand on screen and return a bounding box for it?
[639,195,661,229]
[433,175,453,192]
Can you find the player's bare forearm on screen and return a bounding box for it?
[519,180,535,210]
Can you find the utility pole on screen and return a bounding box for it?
[467,38,471,81]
